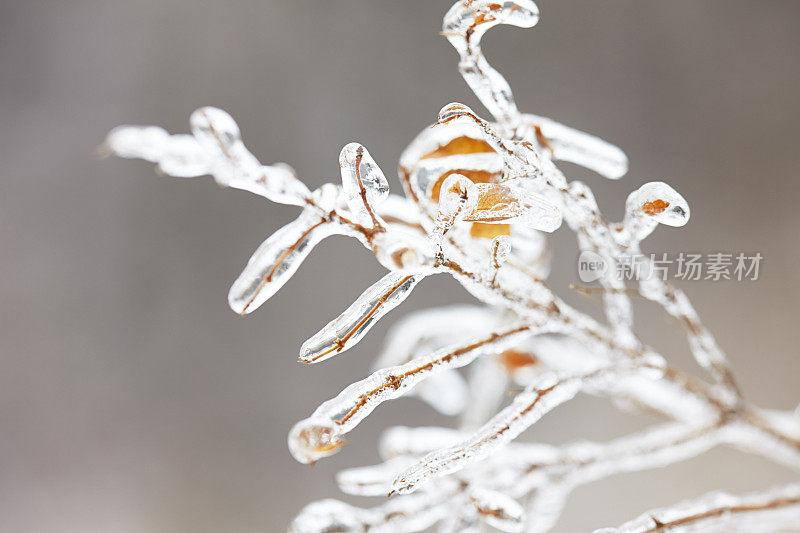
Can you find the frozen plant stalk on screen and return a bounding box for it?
[103,1,800,531]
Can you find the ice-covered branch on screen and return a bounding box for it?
[594,483,800,533]
[105,1,798,531]
[288,321,544,464]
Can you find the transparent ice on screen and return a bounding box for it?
[104,1,800,531]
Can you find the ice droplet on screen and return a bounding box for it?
[288,418,344,464]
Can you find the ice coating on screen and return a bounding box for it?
[443,1,539,126]
[287,418,344,465]
[379,426,466,460]
[339,143,390,228]
[469,486,526,532]
[103,126,210,177]
[289,322,538,458]
[298,271,430,364]
[228,211,335,315]
[391,369,606,495]
[594,484,800,533]
[103,108,311,204]
[524,114,629,180]
[490,234,511,270]
[104,0,800,531]
[464,181,562,232]
[336,457,413,497]
[289,492,452,533]
[189,107,310,205]
[373,306,502,415]
[618,181,691,246]
[372,229,436,272]
[438,173,479,220]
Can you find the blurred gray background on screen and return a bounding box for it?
[1,1,799,531]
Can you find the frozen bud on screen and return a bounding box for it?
[628,181,690,227]
[443,0,540,39]
[339,143,389,225]
[439,173,478,218]
[491,235,511,269]
[288,418,344,464]
[469,487,526,533]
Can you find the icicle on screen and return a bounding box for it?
[298,271,433,364]
[228,210,335,315]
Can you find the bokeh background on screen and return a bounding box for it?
[1,1,799,531]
